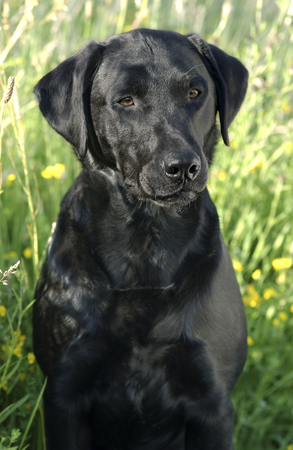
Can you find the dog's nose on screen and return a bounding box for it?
[164,154,201,182]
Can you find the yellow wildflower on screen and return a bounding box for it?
[272,318,280,326]
[13,347,22,358]
[6,173,16,186]
[247,336,254,346]
[250,160,263,173]
[23,247,33,259]
[287,445,293,450]
[263,288,277,300]
[278,312,288,322]
[218,171,227,181]
[272,257,292,271]
[252,269,261,280]
[27,353,35,364]
[41,163,65,179]
[276,273,287,284]
[19,335,26,346]
[0,305,7,317]
[247,284,256,294]
[290,305,293,314]
[53,163,65,179]
[41,165,54,179]
[20,373,26,381]
[230,140,237,148]
[245,284,261,307]
[281,103,291,114]
[252,295,261,306]
[232,260,243,272]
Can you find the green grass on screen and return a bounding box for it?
[0,0,293,448]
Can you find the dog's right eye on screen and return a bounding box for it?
[119,97,134,106]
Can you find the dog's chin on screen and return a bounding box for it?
[126,184,199,209]
[150,191,199,208]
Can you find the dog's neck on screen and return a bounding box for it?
[68,169,221,291]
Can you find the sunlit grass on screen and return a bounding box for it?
[0,0,293,448]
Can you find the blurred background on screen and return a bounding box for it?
[0,0,292,449]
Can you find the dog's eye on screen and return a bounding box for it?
[119,97,134,106]
[189,89,199,99]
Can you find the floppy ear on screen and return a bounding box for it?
[187,35,248,146]
[34,41,104,160]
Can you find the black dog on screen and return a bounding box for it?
[33,29,248,450]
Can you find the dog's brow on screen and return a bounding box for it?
[172,72,207,91]
[184,64,206,79]
[187,75,207,87]
[120,64,149,83]
[114,64,149,95]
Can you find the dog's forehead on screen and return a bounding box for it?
[99,30,208,82]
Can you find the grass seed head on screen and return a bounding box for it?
[0,260,20,284]
[2,76,15,104]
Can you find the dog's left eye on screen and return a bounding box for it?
[189,89,199,99]
[119,97,134,106]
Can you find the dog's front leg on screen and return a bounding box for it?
[43,383,94,450]
[185,403,234,450]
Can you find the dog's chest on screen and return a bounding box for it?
[72,289,211,440]
[85,326,210,448]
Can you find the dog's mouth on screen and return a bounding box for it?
[126,183,199,207]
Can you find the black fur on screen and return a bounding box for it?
[33,29,248,450]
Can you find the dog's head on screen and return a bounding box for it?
[34,29,248,208]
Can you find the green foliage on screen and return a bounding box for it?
[0,0,292,448]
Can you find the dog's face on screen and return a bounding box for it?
[34,29,248,207]
[90,31,216,207]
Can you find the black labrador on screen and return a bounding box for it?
[33,29,248,450]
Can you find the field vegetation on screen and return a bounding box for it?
[0,0,292,448]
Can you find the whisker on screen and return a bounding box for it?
[184,63,206,76]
